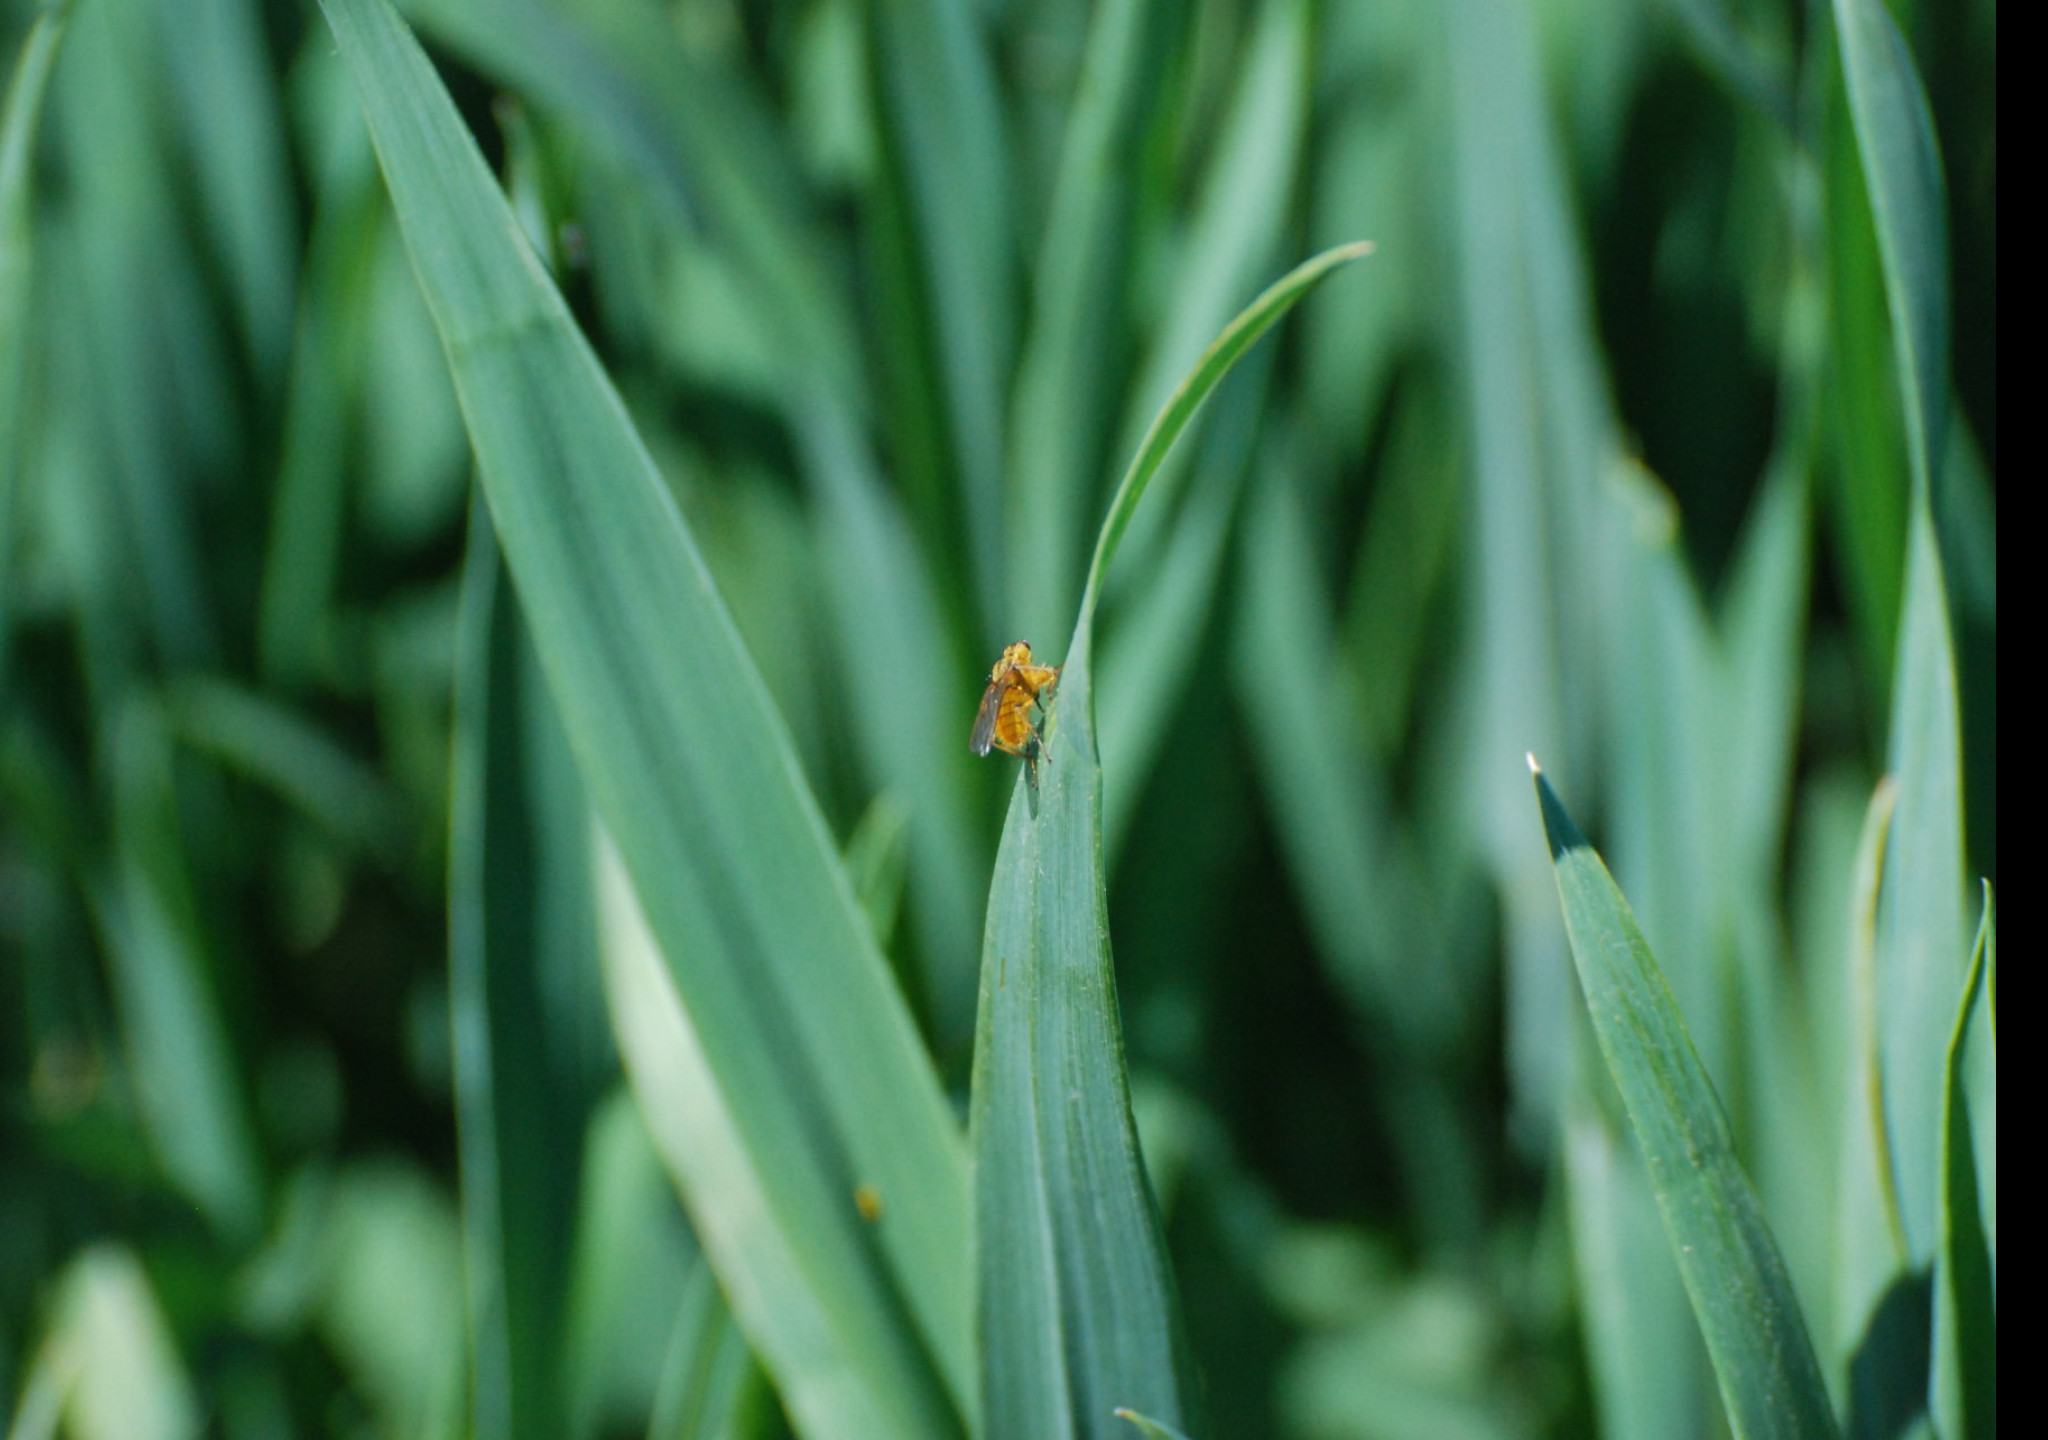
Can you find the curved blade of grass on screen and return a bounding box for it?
[1532,762,1839,1440]
[1078,241,1371,627]
[1832,0,1969,1261]
[973,241,1370,1440]
[1930,884,1994,1440]
[1872,509,1966,1262]
[316,2,972,1434]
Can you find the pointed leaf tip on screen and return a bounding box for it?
[1531,765,1584,862]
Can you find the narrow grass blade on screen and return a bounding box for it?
[317,2,971,1433]
[450,505,597,1440]
[1007,0,1183,647]
[1532,762,1839,1440]
[1831,0,1969,1265]
[1873,511,1966,1260]
[1097,0,1310,605]
[157,0,296,379]
[647,1265,765,1440]
[1831,778,1908,1363]
[1930,885,1994,1440]
[0,3,69,691]
[864,0,1015,628]
[92,699,263,1243]
[1831,0,1948,499]
[400,0,982,1037]
[1078,241,1372,627]
[974,241,1370,1439]
[1566,1103,1715,1440]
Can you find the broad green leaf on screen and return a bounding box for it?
[316,3,971,1435]
[1929,885,1994,1440]
[0,2,69,692]
[973,241,1370,1440]
[1533,764,1838,1440]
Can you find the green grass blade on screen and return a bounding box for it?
[1078,241,1371,628]
[1532,763,1839,1440]
[797,404,986,1044]
[1566,1104,1716,1439]
[974,241,1369,1439]
[1006,0,1180,646]
[647,1264,765,1440]
[92,698,263,1244]
[0,3,69,692]
[401,0,981,1037]
[450,505,597,1440]
[1830,0,1948,500]
[865,0,1015,629]
[1930,884,1993,1440]
[1873,509,1966,1261]
[316,2,971,1434]
[158,0,297,379]
[1831,778,1909,1364]
[1831,2,1970,1265]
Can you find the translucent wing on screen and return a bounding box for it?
[970,680,1003,756]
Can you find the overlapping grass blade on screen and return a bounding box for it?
[864,0,1015,630]
[1831,0,1948,496]
[1533,764,1839,1440]
[1566,1102,1716,1438]
[1832,0,1969,1264]
[157,0,296,379]
[316,2,971,1434]
[450,506,600,1440]
[973,241,1370,1439]
[1095,0,1311,856]
[1931,885,1994,1440]
[404,0,984,1034]
[1006,0,1182,648]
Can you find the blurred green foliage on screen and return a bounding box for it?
[0,0,1992,1436]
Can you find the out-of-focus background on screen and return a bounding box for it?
[0,0,1993,1435]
